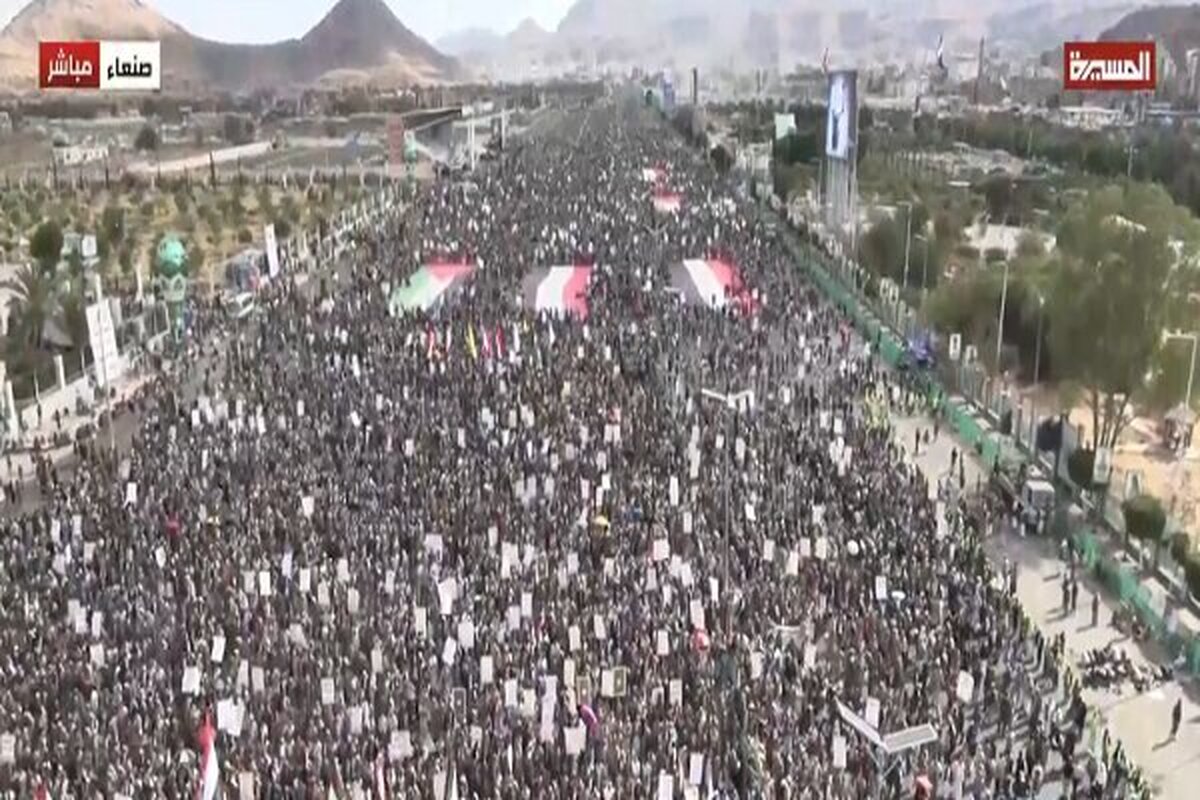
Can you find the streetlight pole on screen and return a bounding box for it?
[901,201,913,293]
[995,260,1010,375]
[1033,294,1044,386]
[1164,330,1199,411]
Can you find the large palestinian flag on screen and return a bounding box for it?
[522,266,593,320]
[670,259,758,315]
[652,191,683,214]
[388,263,476,316]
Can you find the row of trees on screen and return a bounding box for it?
[920,182,1200,444]
[925,111,1200,220]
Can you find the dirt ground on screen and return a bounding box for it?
[1014,382,1200,537]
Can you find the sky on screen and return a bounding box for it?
[0,0,578,43]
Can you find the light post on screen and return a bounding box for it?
[913,233,931,300]
[995,259,1011,375]
[1163,330,1198,411]
[899,201,913,293]
[1033,293,1045,386]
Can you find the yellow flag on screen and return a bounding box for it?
[467,323,478,361]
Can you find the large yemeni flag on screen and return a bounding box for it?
[388,263,476,316]
[522,266,593,319]
[195,715,220,800]
[670,259,757,315]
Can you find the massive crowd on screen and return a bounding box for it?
[0,98,1146,799]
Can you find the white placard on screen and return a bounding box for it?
[956,670,975,703]
[652,538,670,562]
[689,752,704,786]
[569,625,581,651]
[833,735,847,769]
[301,496,314,518]
[656,629,669,656]
[182,665,201,695]
[689,600,705,631]
[211,635,226,663]
[321,677,335,705]
[564,725,586,755]
[658,773,674,800]
[593,614,607,640]
[865,697,881,729]
[480,655,494,684]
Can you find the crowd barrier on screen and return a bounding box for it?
[787,218,1200,680]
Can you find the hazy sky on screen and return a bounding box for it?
[0,0,577,43]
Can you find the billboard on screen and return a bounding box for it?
[824,70,857,161]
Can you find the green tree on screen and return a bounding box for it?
[1047,184,1199,450]
[1,266,57,357]
[858,216,905,282]
[134,125,159,151]
[101,205,125,246]
[59,282,89,352]
[29,220,64,273]
[1122,493,1168,563]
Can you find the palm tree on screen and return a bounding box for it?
[2,265,58,360]
[59,282,89,353]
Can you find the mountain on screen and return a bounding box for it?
[1098,3,1200,72]
[507,17,550,48]
[547,0,1183,70]
[0,0,460,91]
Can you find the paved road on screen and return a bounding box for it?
[891,412,1200,799]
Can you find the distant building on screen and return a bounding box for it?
[53,144,108,167]
[0,112,11,134]
[1051,105,1125,130]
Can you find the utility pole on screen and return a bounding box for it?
[973,37,986,106]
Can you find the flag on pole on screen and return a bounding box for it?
[936,36,946,72]
[195,714,220,800]
[467,323,478,361]
[821,48,830,75]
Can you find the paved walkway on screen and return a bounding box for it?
[891,412,1200,799]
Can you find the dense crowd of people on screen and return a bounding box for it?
[0,97,1148,799]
